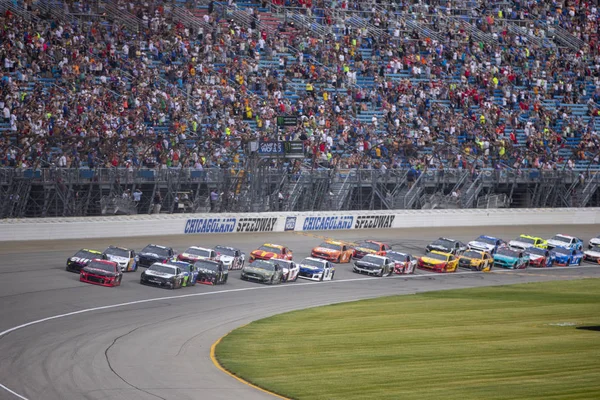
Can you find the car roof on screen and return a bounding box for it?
[261,243,284,249]
[107,245,131,251]
[272,259,293,265]
[519,235,540,240]
[82,249,103,254]
[90,259,117,265]
[144,244,170,249]
[363,240,386,245]
[362,254,387,260]
[151,262,177,269]
[553,234,575,239]
[462,249,487,257]
[214,245,238,250]
[302,257,326,263]
[476,235,499,240]
[187,246,213,252]
[387,250,409,256]
[323,240,344,246]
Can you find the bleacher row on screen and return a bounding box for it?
[0,0,599,171]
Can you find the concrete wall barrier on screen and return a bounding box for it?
[0,208,599,241]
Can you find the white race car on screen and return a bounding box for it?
[178,246,216,263]
[103,246,138,272]
[583,244,600,264]
[214,245,245,270]
[272,259,300,282]
[545,234,583,250]
[588,235,600,249]
[298,257,335,281]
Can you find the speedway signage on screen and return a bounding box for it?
[354,215,395,229]
[236,217,278,232]
[184,218,237,234]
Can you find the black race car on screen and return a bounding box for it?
[137,244,175,268]
[66,249,106,273]
[426,237,467,255]
[194,259,228,285]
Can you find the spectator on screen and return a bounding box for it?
[153,192,162,214]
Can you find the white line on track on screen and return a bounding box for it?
[0,266,594,399]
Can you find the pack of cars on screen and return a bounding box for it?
[68,232,598,289]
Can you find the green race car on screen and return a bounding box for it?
[241,259,284,284]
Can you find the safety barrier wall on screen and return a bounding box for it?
[1,208,599,241]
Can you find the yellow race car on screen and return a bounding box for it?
[458,249,493,271]
[508,235,548,250]
[417,251,459,273]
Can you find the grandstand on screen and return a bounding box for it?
[0,0,598,217]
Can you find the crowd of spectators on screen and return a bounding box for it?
[0,0,598,175]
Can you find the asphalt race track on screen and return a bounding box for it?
[1,225,600,400]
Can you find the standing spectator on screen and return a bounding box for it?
[133,188,142,211]
[278,190,284,211]
[210,189,219,212]
[153,192,162,214]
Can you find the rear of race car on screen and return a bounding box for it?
[583,249,600,264]
[80,270,120,287]
[298,265,325,281]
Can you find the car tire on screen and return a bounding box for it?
[378,269,384,277]
[269,276,274,285]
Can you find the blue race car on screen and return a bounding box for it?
[468,235,506,254]
[552,246,583,266]
[493,247,529,269]
[167,259,198,286]
[524,247,555,268]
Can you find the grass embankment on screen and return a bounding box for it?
[216,279,600,400]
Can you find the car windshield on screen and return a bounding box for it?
[251,260,275,271]
[551,235,571,243]
[194,260,219,271]
[301,258,324,268]
[168,261,191,272]
[516,237,535,244]
[215,246,236,256]
[258,245,282,253]
[527,247,547,256]
[463,250,482,259]
[74,250,101,259]
[148,265,176,274]
[387,252,408,262]
[475,236,497,245]
[141,245,170,257]
[590,245,600,252]
[426,253,449,261]
[87,261,115,272]
[433,239,454,247]
[361,255,384,265]
[186,248,211,257]
[553,247,571,255]
[318,242,341,251]
[497,248,519,257]
[357,241,380,251]
[104,247,130,258]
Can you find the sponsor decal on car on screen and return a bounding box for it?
[302,216,354,231]
[236,217,278,233]
[354,215,395,229]
[284,216,297,231]
[184,218,237,234]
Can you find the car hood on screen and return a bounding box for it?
[420,256,446,265]
[547,239,570,248]
[313,247,339,254]
[68,257,92,265]
[508,240,532,249]
[242,266,272,277]
[106,255,129,264]
[589,238,600,245]
[139,252,163,259]
[216,255,234,263]
[494,254,519,262]
[459,256,481,264]
[355,247,377,253]
[584,250,600,257]
[428,244,451,251]
[144,270,175,278]
[181,252,209,260]
[299,264,324,272]
[553,253,571,260]
[197,268,217,276]
[468,241,495,250]
[82,267,117,276]
[251,250,276,258]
[527,254,545,261]
[354,260,381,268]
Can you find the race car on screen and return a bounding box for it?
[194,259,228,285]
[66,249,106,273]
[525,247,555,268]
[214,245,245,270]
[583,244,600,263]
[311,240,354,263]
[552,246,583,266]
[545,234,583,250]
[80,259,122,287]
[137,244,175,268]
[249,243,293,263]
[387,251,417,274]
[458,249,493,271]
[178,246,216,263]
[271,259,300,282]
[588,235,600,249]
[297,257,335,281]
[352,240,391,259]
[467,235,505,254]
[352,254,394,276]
[166,259,198,286]
[508,235,547,251]
[241,259,284,284]
[493,247,529,269]
[417,251,459,273]
[140,263,185,289]
[425,238,467,255]
[103,246,137,272]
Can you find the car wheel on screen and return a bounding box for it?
[330,271,335,280]
[387,267,393,276]
[378,269,384,277]
[319,274,324,281]
[269,276,274,285]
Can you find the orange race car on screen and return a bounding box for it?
[249,243,293,263]
[352,240,391,259]
[311,240,354,263]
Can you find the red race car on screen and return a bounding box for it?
[80,259,123,287]
[249,243,293,263]
[387,251,417,274]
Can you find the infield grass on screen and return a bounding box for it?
[216,279,600,400]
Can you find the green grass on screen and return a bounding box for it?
[216,279,600,400]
